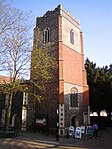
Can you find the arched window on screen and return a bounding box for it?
[70,87,78,107]
[70,29,74,44]
[43,28,50,44]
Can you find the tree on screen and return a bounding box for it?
[85,58,97,111]
[85,58,111,113]
[0,0,34,127]
[30,29,58,102]
[107,64,112,111]
[0,0,13,36]
[28,27,58,129]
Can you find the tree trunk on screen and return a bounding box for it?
[6,94,13,128]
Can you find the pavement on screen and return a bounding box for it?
[0,127,112,149]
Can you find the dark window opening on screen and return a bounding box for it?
[70,87,78,108]
[70,29,74,44]
[70,93,78,107]
[43,28,50,44]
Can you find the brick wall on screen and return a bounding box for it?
[30,5,89,132]
[63,45,83,85]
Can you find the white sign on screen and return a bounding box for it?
[75,127,82,139]
[86,125,93,136]
[81,126,85,134]
[36,118,47,126]
[68,126,75,137]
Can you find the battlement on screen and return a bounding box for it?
[36,5,80,29]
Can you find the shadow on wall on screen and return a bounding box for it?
[64,89,89,128]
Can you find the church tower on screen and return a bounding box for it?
[31,5,89,135]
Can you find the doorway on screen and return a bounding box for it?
[71,115,79,128]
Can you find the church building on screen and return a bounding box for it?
[31,5,89,136]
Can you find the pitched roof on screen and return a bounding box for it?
[0,75,10,84]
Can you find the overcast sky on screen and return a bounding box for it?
[11,0,112,67]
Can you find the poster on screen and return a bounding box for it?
[75,127,82,139]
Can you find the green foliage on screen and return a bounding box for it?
[85,58,112,112]
[30,45,58,101]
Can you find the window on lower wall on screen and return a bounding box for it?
[69,87,78,108]
[70,93,78,107]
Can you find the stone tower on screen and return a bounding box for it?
[31,5,89,135]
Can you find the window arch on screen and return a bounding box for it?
[43,27,50,44]
[70,87,78,107]
[70,29,74,44]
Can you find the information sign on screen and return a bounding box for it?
[75,127,82,139]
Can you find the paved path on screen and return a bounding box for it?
[0,127,112,149]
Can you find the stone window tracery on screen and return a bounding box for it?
[70,87,78,107]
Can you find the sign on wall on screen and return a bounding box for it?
[36,118,47,126]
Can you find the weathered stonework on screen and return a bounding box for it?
[31,5,89,136]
